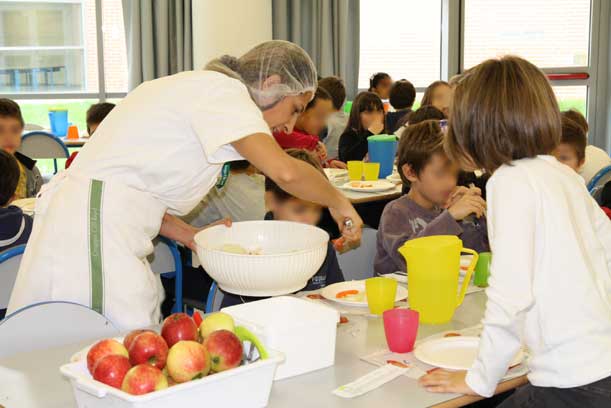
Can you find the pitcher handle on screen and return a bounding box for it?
[457,248,479,306]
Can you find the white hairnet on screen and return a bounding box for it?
[205,40,318,109]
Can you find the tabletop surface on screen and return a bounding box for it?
[0,291,521,408]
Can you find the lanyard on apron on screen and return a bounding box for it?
[215,163,231,190]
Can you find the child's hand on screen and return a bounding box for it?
[316,142,328,161]
[448,194,486,220]
[445,185,481,208]
[328,160,347,169]
[418,369,477,395]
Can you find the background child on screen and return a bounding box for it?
[420,56,611,407]
[318,76,348,160]
[374,120,489,275]
[368,72,393,100]
[338,91,386,162]
[386,79,416,133]
[0,150,33,254]
[554,115,587,172]
[66,102,116,169]
[221,149,345,307]
[421,80,451,116]
[0,99,42,199]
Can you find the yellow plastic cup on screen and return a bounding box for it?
[347,161,363,181]
[365,277,398,315]
[363,162,380,181]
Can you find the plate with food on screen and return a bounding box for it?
[386,172,402,184]
[324,168,349,181]
[340,180,397,193]
[321,281,408,307]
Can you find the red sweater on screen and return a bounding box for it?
[273,129,319,151]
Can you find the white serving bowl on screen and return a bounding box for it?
[194,221,329,296]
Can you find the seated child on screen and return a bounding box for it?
[0,150,33,253]
[395,105,446,138]
[338,91,386,162]
[0,99,42,199]
[65,102,116,169]
[421,80,451,116]
[221,149,345,307]
[386,80,416,133]
[374,120,489,276]
[368,72,393,100]
[318,76,348,160]
[553,114,587,172]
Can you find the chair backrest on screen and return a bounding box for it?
[337,227,378,281]
[24,123,44,131]
[206,282,225,313]
[0,301,119,358]
[0,245,25,310]
[588,165,611,204]
[19,131,69,159]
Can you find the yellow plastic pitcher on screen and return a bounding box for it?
[398,236,478,324]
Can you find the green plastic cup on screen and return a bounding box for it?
[474,252,492,287]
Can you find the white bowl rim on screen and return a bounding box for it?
[194,220,329,258]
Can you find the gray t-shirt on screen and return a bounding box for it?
[324,111,348,160]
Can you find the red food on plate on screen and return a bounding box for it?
[387,360,410,368]
[443,332,462,338]
[339,316,349,324]
[336,289,359,299]
[306,294,323,300]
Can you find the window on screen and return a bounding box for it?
[554,86,587,115]
[358,0,442,90]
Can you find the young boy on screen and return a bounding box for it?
[374,120,489,276]
[386,80,416,133]
[0,150,33,253]
[319,76,348,160]
[221,149,345,307]
[553,115,587,172]
[0,99,42,199]
[65,102,116,169]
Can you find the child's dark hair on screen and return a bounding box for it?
[369,72,391,92]
[397,120,444,184]
[265,149,324,201]
[344,91,385,134]
[404,105,446,126]
[0,98,24,127]
[318,76,346,111]
[389,80,416,110]
[420,80,450,106]
[562,109,588,134]
[0,150,20,207]
[560,116,587,163]
[306,87,332,111]
[86,102,116,133]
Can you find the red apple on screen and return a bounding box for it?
[123,329,155,350]
[161,313,198,348]
[166,340,210,383]
[92,354,131,389]
[128,332,169,369]
[203,330,243,372]
[87,339,128,374]
[121,364,168,395]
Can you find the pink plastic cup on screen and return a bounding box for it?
[383,308,419,353]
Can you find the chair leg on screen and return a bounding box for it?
[205,281,218,313]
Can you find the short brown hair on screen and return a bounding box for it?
[265,149,324,201]
[446,56,560,173]
[562,109,588,134]
[0,98,24,128]
[389,80,416,110]
[397,120,444,184]
[560,116,587,162]
[421,81,450,107]
[318,76,346,111]
[86,102,115,133]
[405,105,446,125]
[0,150,20,206]
[306,87,332,110]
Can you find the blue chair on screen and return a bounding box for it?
[587,165,611,204]
[148,237,183,314]
[19,131,70,174]
[0,245,26,317]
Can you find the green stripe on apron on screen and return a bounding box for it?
[88,179,104,314]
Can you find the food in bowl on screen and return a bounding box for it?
[219,243,263,255]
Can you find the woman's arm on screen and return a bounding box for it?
[232,133,362,243]
[159,214,231,250]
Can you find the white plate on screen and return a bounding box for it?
[340,180,397,193]
[382,272,407,284]
[324,168,348,179]
[386,173,402,184]
[414,336,524,371]
[320,280,408,307]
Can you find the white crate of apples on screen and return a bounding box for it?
[61,312,282,407]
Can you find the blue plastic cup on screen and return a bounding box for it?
[48,109,69,136]
[367,135,398,178]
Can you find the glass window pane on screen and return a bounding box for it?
[359,0,441,89]
[0,0,98,94]
[463,0,591,69]
[553,86,587,115]
[102,0,128,93]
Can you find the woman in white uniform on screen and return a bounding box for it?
[7,41,363,329]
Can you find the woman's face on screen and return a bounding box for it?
[295,98,334,136]
[432,85,452,116]
[262,92,313,133]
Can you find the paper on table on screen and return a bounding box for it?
[333,364,408,399]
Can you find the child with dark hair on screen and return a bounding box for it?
[318,76,348,160]
[221,149,344,307]
[386,80,416,133]
[0,99,42,199]
[368,72,392,100]
[375,120,489,275]
[66,102,116,169]
[0,150,33,253]
[338,91,386,162]
[554,115,587,172]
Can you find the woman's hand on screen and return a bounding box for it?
[329,202,363,248]
[187,218,232,251]
[418,369,478,395]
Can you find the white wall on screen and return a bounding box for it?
[192,0,273,69]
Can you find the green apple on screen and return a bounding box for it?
[199,312,235,339]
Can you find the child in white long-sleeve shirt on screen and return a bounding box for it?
[419,55,611,408]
